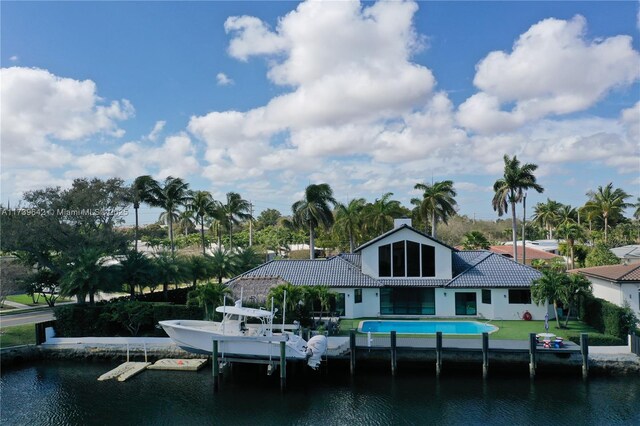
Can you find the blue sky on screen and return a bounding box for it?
[2,1,639,225]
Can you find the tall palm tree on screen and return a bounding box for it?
[221,192,251,249]
[292,183,337,260]
[59,248,119,305]
[492,154,544,261]
[177,210,196,236]
[557,204,578,228]
[152,251,184,301]
[556,222,584,269]
[410,197,429,233]
[209,248,237,283]
[334,198,366,253]
[143,176,192,254]
[531,269,565,328]
[414,180,458,239]
[362,192,403,237]
[188,191,220,255]
[532,199,562,239]
[130,175,156,253]
[584,183,631,243]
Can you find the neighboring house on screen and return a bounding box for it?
[488,245,564,266]
[609,245,640,265]
[571,264,640,319]
[227,219,551,320]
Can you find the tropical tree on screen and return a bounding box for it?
[142,176,192,254]
[221,192,251,249]
[182,255,213,289]
[209,248,237,283]
[362,192,403,237]
[187,282,232,321]
[118,250,155,300]
[531,269,565,328]
[634,197,640,221]
[557,205,578,228]
[188,190,220,255]
[130,175,156,252]
[560,274,592,327]
[304,285,333,324]
[414,180,458,239]
[234,247,263,274]
[584,183,631,243]
[462,231,491,250]
[59,248,120,305]
[556,222,584,270]
[492,154,544,261]
[585,243,619,267]
[334,198,366,253]
[267,282,305,320]
[152,252,185,300]
[292,183,337,260]
[531,199,562,239]
[177,210,196,236]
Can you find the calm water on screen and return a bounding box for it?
[1,360,639,425]
[360,320,497,334]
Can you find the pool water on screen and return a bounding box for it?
[359,320,497,335]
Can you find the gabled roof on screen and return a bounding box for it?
[571,264,640,282]
[354,224,457,253]
[488,245,562,261]
[226,255,381,288]
[452,250,487,276]
[446,252,542,288]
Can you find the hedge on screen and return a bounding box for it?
[578,294,637,340]
[53,302,204,337]
[567,334,625,346]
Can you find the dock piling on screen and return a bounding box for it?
[482,332,489,379]
[349,329,356,376]
[529,333,537,379]
[212,340,219,391]
[390,331,397,376]
[280,341,286,391]
[580,333,589,380]
[436,331,443,377]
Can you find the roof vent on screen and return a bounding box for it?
[393,217,412,228]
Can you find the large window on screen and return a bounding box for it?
[330,293,346,317]
[354,288,362,304]
[455,292,477,315]
[508,289,531,304]
[482,289,491,304]
[380,288,435,315]
[378,240,436,278]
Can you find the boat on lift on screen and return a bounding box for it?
[159,299,327,369]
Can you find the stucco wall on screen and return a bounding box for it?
[589,277,640,319]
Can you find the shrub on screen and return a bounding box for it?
[53,304,112,337]
[102,301,154,336]
[567,334,625,346]
[578,294,637,340]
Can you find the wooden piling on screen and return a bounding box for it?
[349,329,356,376]
[435,331,443,377]
[580,333,589,380]
[529,333,536,379]
[212,340,219,392]
[280,341,286,391]
[390,331,397,376]
[482,332,489,379]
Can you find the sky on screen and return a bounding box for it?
[1,0,639,226]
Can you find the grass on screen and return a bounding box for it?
[0,324,35,347]
[338,318,613,342]
[5,293,72,306]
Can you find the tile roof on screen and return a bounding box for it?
[354,224,457,252]
[338,253,361,268]
[609,245,640,260]
[571,264,640,282]
[227,255,381,288]
[488,245,561,260]
[446,252,542,288]
[452,250,488,276]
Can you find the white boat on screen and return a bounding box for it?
[159,300,327,369]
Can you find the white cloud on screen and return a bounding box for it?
[0,67,134,169]
[458,15,640,134]
[145,120,166,141]
[216,72,234,86]
[9,56,18,62]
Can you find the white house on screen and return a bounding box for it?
[572,264,640,319]
[227,219,552,320]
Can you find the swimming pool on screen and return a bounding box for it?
[359,320,497,335]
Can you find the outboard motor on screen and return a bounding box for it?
[306,335,328,369]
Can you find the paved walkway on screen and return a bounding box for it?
[2,300,31,309]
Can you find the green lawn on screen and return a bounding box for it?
[5,293,72,306]
[0,324,35,347]
[338,318,614,343]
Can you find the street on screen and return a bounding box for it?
[0,310,55,327]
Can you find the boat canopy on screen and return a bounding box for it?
[215,305,275,318]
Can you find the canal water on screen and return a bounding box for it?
[1,360,638,425]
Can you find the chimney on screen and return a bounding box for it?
[393,217,412,228]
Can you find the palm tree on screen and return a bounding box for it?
[584,183,631,243]
[634,197,640,221]
[560,274,592,327]
[182,255,213,289]
[188,282,232,320]
[177,210,196,236]
[410,197,429,233]
[334,198,366,253]
[234,247,262,274]
[118,250,154,299]
[59,248,119,305]
[557,205,578,228]
[556,222,584,270]
[188,190,220,255]
[221,192,251,249]
[130,175,156,253]
[462,231,491,250]
[362,192,403,237]
[152,252,184,301]
[143,176,192,254]
[209,248,237,283]
[531,269,565,328]
[492,155,544,261]
[532,199,562,239]
[292,183,337,260]
[414,180,458,239]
